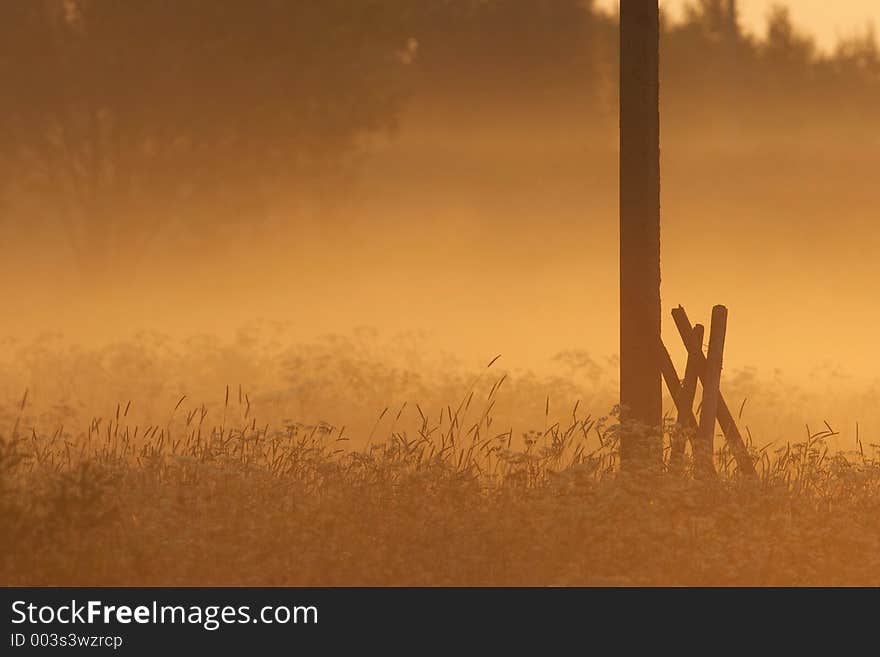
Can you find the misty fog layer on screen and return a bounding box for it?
[2,1,879,447]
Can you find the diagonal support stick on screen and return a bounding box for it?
[661,344,692,425]
[678,323,704,425]
[664,324,703,470]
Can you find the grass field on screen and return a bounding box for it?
[2,365,878,587]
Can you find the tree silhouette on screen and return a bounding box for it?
[0,1,414,277]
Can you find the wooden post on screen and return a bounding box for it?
[619,0,662,471]
[695,306,727,477]
[661,342,692,473]
[671,306,756,477]
[661,343,696,428]
[668,323,703,469]
[727,0,739,37]
[680,323,704,421]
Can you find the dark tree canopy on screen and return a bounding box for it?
[2,0,879,276]
[0,0,416,272]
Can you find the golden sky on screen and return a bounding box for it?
[598,0,878,52]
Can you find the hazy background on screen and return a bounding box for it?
[603,0,880,53]
[2,0,879,448]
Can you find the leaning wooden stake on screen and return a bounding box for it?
[667,323,703,470]
[671,306,757,477]
[661,344,696,426]
[679,324,704,422]
[694,307,727,477]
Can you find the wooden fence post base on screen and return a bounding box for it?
[663,305,757,478]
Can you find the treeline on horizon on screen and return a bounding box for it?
[1,0,878,271]
[411,0,880,142]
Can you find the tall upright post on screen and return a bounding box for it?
[727,0,739,37]
[619,0,662,470]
